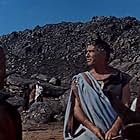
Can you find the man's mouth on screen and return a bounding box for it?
[86,59,91,62]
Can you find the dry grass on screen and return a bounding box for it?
[22,122,64,140]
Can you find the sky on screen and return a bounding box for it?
[0,0,140,35]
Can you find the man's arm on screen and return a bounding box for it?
[72,80,105,140]
[105,84,130,140]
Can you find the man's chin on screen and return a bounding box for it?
[87,63,95,68]
[87,61,95,65]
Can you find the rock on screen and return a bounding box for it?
[0,16,140,124]
[7,96,24,107]
[21,100,63,124]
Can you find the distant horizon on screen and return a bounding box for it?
[1,0,140,36]
[1,15,140,36]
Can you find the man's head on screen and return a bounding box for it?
[85,38,112,67]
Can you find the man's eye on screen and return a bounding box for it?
[89,50,94,53]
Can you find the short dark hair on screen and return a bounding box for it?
[84,36,113,61]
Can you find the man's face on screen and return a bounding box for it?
[85,45,106,66]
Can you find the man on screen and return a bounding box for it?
[0,47,22,139]
[64,37,131,140]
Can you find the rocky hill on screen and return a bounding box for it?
[1,16,139,91]
[0,16,140,124]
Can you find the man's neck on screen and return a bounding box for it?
[89,65,112,81]
[89,65,111,74]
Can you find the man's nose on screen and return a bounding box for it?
[86,52,89,57]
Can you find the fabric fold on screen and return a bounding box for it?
[64,72,118,140]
